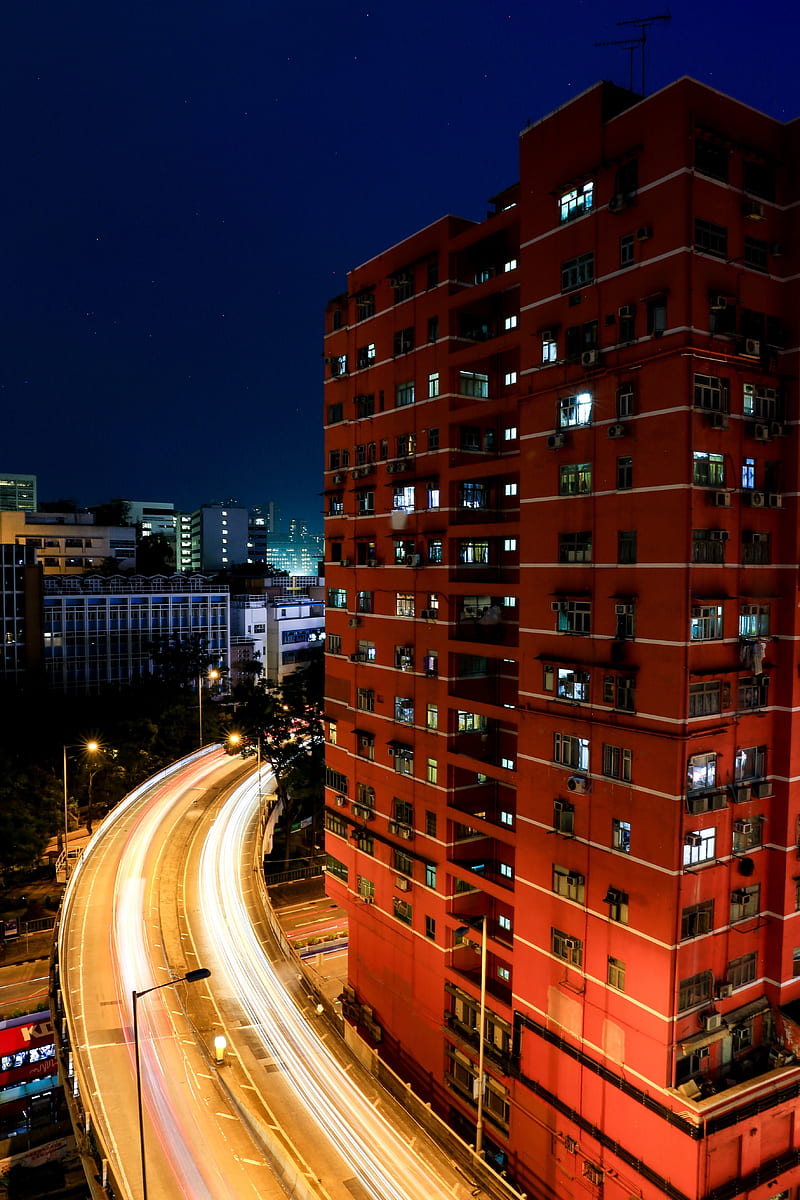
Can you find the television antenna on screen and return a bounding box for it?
[595,13,670,96]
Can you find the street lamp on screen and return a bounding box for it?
[132,967,211,1200]
[455,915,488,1157]
[198,668,220,746]
[62,740,99,881]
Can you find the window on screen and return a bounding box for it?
[425,916,436,939]
[561,252,594,292]
[357,731,375,761]
[427,428,440,452]
[395,592,415,618]
[553,667,589,701]
[330,354,348,377]
[503,537,517,552]
[559,392,593,428]
[604,675,635,712]
[730,884,760,923]
[427,258,439,288]
[618,305,636,342]
[619,234,635,268]
[357,343,376,369]
[683,828,716,867]
[327,588,346,609]
[559,532,592,563]
[393,898,412,924]
[695,141,729,181]
[612,818,631,853]
[742,531,770,566]
[504,314,518,331]
[617,383,635,419]
[603,745,632,783]
[739,675,769,711]
[504,482,518,498]
[393,747,413,776]
[542,333,558,363]
[356,590,372,613]
[426,704,438,731]
[459,371,489,398]
[732,816,762,853]
[328,403,343,423]
[681,900,714,939]
[555,599,591,635]
[678,970,713,1012]
[552,928,583,966]
[553,866,585,902]
[692,531,726,565]
[743,160,775,201]
[691,604,723,640]
[693,452,725,487]
[426,758,438,784]
[559,182,594,222]
[325,767,348,794]
[393,327,414,355]
[617,530,637,564]
[616,456,633,490]
[357,687,375,712]
[459,481,488,509]
[689,681,721,716]
[744,237,768,272]
[687,751,717,792]
[504,370,517,386]
[728,952,757,990]
[503,426,517,442]
[695,218,728,258]
[736,745,766,782]
[553,733,589,772]
[427,315,439,343]
[694,373,728,413]
[607,956,626,991]
[357,490,375,515]
[553,799,574,835]
[427,372,439,398]
[458,539,490,564]
[396,381,415,407]
[392,270,414,302]
[742,457,756,489]
[739,604,769,637]
[559,463,592,496]
[397,433,416,458]
[356,292,375,321]
[393,485,415,511]
[425,811,437,837]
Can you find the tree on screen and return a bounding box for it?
[89,498,132,526]
[136,533,176,574]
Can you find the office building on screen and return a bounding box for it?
[0,544,43,681]
[175,502,249,572]
[0,473,37,512]
[323,78,800,1200]
[0,511,135,574]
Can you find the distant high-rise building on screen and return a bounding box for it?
[0,544,42,680]
[175,502,249,572]
[247,502,282,565]
[0,473,37,512]
[323,77,800,1200]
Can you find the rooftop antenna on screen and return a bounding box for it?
[615,13,671,96]
[593,36,642,92]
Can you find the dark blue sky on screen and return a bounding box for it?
[2,0,796,529]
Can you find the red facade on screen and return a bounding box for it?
[323,78,800,1200]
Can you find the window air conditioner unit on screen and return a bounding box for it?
[408,555,422,567]
[709,412,728,430]
[743,200,765,221]
[733,820,753,834]
[567,776,590,794]
[362,896,374,905]
[751,781,772,799]
[716,983,734,1000]
[731,889,751,906]
[340,558,351,567]
[348,617,362,627]
[734,785,751,804]
[618,305,635,318]
[335,795,346,807]
[770,421,785,437]
[615,603,633,615]
[636,226,653,241]
[395,877,411,892]
[608,424,627,439]
[709,529,728,541]
[547,433,566,450]
[608,193,627,213]
[350,652,367,662]
[399,826,413,840]
[704,1012,724,1033]
[367,557,378,567]
[768,493,783,508]
[551,600,565,611]
[712,491,731,508]
[420,609,437,620]
[753,423,770,441]
[566,873,581,887]
[581,350,599,368]
[748,491,766,507]
[333,473,345,484]
[685,833,703,848]
[742,338,761,358]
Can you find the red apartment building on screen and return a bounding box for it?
[322,77,800,1200]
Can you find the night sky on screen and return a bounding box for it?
[2,0,797,530]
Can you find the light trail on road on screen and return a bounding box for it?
[198,770,459,1200]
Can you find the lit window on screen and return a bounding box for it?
[503,426,518,441]
[503,258,518,272]
[559,182,594,223]
[542,334,557,363]
[683,828,716,867]
[504,483,518,496]
[427,372,439,398]
[504,315,518,330]
[559,392,593,428]
[503,538,517,552]
[427,758,438,783]
[504,371,518,386]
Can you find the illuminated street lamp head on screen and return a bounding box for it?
[208,668,220,683]
[85,740,100,754]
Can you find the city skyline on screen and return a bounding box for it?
[3,0,798,528]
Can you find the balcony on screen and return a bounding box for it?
[452,601,519,648]
[448,770,516,831]
[449,656,519,707]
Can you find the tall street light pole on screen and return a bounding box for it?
[62,740,99,882]
[198,668,220,747]
[456,914,488,1156]
[132,967,211,1200]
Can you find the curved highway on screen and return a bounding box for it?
[59,747,510,1200]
